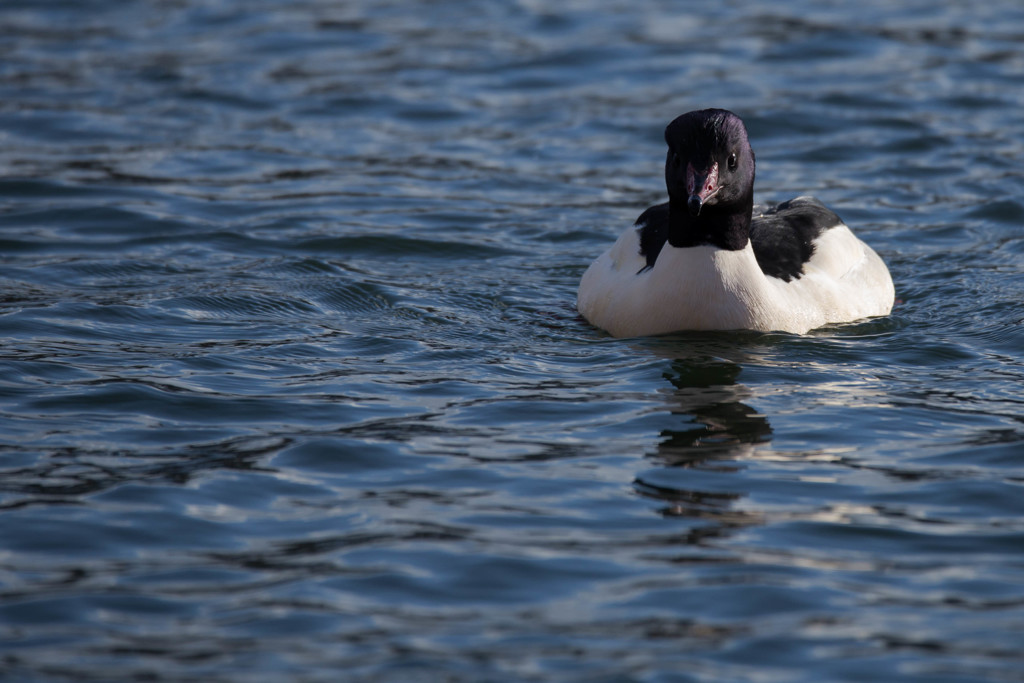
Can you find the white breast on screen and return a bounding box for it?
[577,224,894,337]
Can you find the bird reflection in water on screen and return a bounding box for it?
[634,352,772,529]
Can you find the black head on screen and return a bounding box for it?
[664,109,755,218]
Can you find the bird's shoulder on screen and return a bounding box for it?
[636,202,670,272]
[749,196,844,282]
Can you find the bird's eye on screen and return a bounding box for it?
[727,153,738,171]
[671,151,681,168]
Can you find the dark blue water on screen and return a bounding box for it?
[2,1,1024,681]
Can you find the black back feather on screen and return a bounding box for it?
[637,196,842,281]
[749,197,841,282]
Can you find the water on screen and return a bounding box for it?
[1,1,1023,681]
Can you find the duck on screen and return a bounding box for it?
[577,108,894,337]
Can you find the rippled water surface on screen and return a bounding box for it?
[2,1,1024,681]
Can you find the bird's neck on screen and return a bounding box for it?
[667,196,752,251]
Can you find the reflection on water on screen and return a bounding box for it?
[635,350,771,533]
[656,357,773,462]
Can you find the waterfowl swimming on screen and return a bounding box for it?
[577,109,894,337]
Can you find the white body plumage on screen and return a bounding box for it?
[577,214,894,337]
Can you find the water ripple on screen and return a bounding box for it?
[2,0,1024,681]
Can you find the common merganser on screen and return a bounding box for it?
[577,109,894,336]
